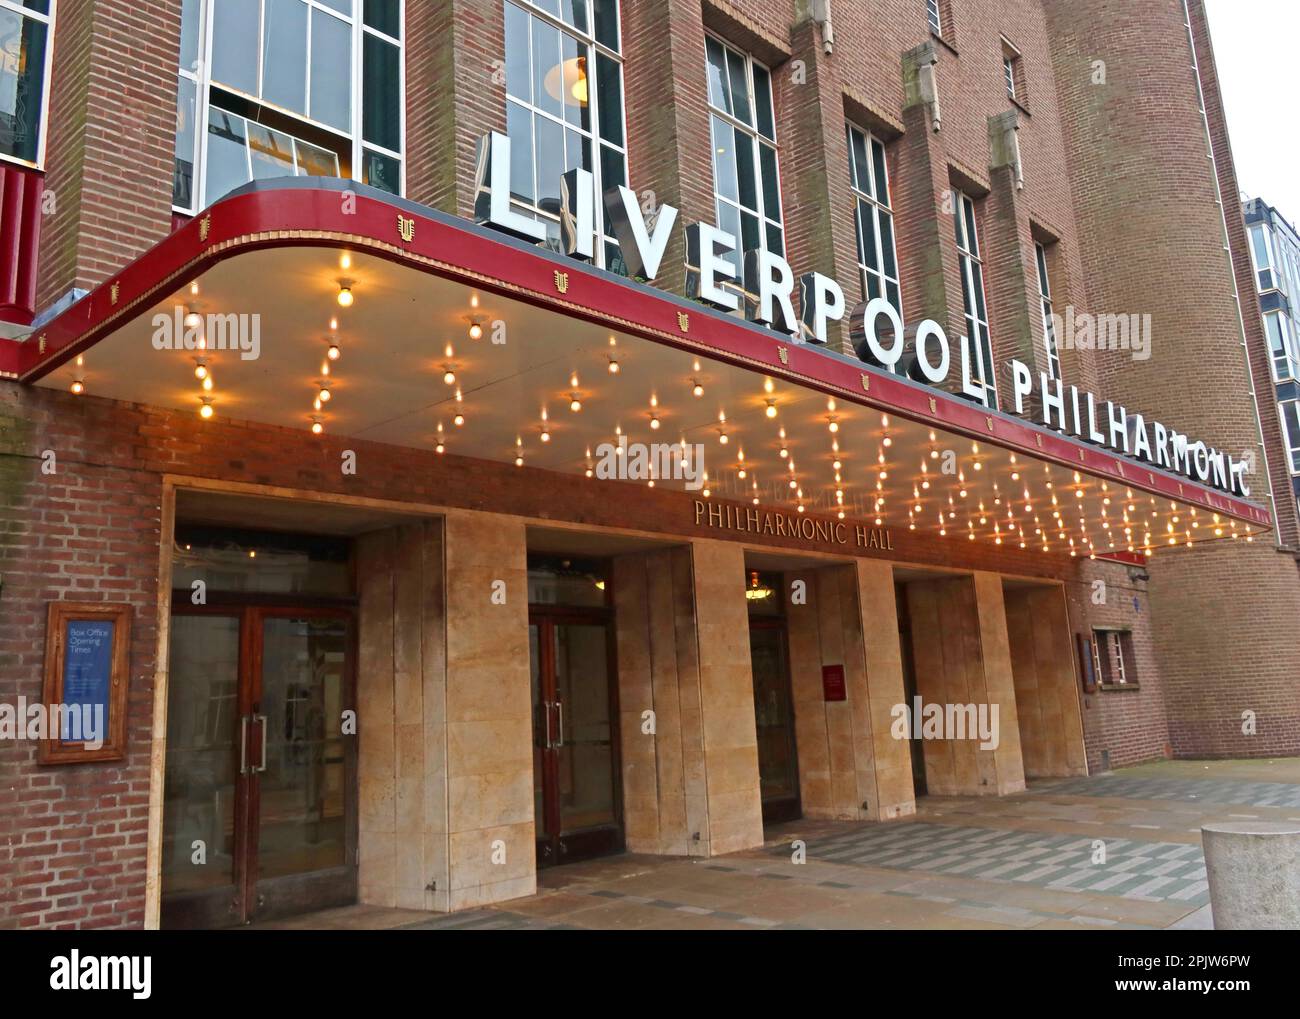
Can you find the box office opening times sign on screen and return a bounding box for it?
[474,131,1250,499]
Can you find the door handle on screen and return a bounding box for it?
[239,715,251,775]
[554,700,564,748]
[253,713,268,773]
[543,703,553,749]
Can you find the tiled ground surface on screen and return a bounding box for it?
[254,758,1300,931]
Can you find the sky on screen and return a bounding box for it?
[1205,0,1300,226]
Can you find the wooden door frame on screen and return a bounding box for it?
[527,603,624,867]
[164,596,358,926]
[748,615,803,825]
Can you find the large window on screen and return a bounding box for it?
[1250,223,1276,293]
[174,0,404,215]
[1036,241,1060,381]
[1280,400,1300,474]
[503,0,627,270]
[954,191,996,405]
[847,124,899,316]
[0,0,54,168]
[1264,311,1298,383]
[926,0,942,35]
[705,35,783,276]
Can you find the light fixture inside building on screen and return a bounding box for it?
[570,395,582,412]
[318,385,331,402]
[765,400,777,418]
[70,379,84,395]
[608,357,620,374]
[194,360,209,380]
[327,342,341,361]
[453,413,465,426]
[199,397,214,419]
[337,282,354,307]
[469,319,483,341]
[311,418,323,435]
[543,55,588,107]
[184,307,202,330]
[443,368,456,385]
[692,380,704,398]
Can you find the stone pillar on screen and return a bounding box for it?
[1202,822,1300,930]
[613,547,705,856]
[1004,584,1088,778]
[441,510,534,908]
[905,573,1025,796]
[784,561,914,821]
[356,520,449,911]
[690,539,764,855]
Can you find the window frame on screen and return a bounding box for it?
[174,0,406,216]
[1279,399,1300,475]
[1249,222,1277,293]
[846,122,900,317]
[703,32,785,272]
[1264,310,1298,384]
[954,190,997,406]
[926,0,942,36]
[0,0,56,171]
[1091,628,1134,687]
[502,0,628,270]
[1035,241,1061,382]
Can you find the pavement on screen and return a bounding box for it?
[253,758,1300,931]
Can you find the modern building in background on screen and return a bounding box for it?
[1244,196,1300,525]
[1,0,1298,930]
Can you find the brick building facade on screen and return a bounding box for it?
[0,0,1295,929]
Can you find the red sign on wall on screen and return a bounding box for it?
[822,664,846,702]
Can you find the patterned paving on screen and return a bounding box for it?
[773,820,1211,904]
[1037,774,1300,810]
[396,909,582,931]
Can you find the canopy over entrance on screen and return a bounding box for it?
[4,179,1270,558]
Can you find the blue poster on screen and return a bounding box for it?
[61,620,114,744]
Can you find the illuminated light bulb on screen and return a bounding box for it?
[649,414,660,430]
[194,361,209,380]
[199,397,214,419]
[779,446,788,459]
[570,396,582,413]
[541,429,551,443]
[184,308,202,330]
[515,455,524,467]
[311,419,323,435]
[443,369,456,385]
[318,385,331,402]
[828,419,839,433]
[327,343,341,361]
[692,381,704,398]
[70,380,85,395]
[753,497,760,505]
[738,469,747,479]
[702,488,710,498]
[201,375,214,392]
[832,459,842,471]
[719,431,728,445]
[436,442,446,454]
[882,435,892,447]
[469,321,484,341]
[337,285,354,307]
[453,413,465,426]
[585,468,594,478]
[608,358,620,374]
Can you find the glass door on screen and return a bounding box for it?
[162,604,355,927]
[749,619,802,824]
[530,612,622,867]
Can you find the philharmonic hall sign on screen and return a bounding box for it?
[475,132,1249,499]
[695,499,896,550]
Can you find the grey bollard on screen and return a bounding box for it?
[1201,821,1300,930]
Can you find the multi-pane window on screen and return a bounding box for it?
[847,124,899,315]
[1003,57,1016,99]
[1035,242,1060,381]
[705,35,784,276]
[173,0,405,215]
[1280,400,1300,474]
[503,0,627,271]
[1250,223,1276,292]
[926,0,942,35]
[954,191,996,405]
[1264,311,1298,383]
[1092,629,1132,686]
[0,0,54,168]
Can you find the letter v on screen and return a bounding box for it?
[604,186,678,281]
